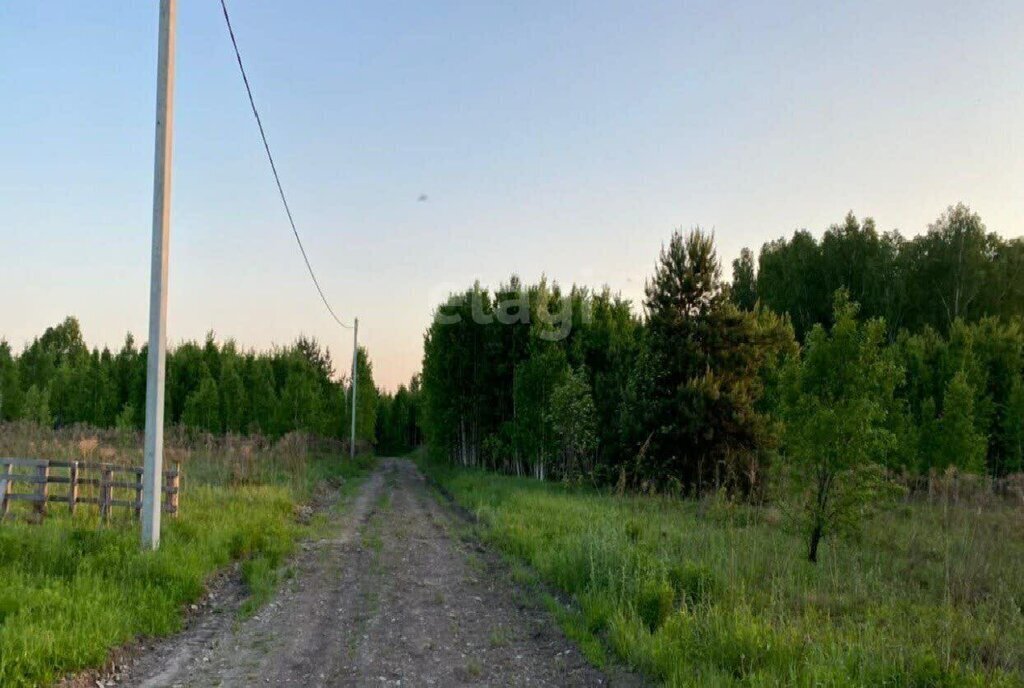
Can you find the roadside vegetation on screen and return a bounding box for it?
[0,422,374,688]
[407,203,1024,684]
[423,457,1024,686]
[415,204,1024,559]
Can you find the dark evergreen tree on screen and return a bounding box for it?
[730,247,757,311]
[627,229,793,494]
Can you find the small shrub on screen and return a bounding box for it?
[668,562,720,608]
[635,577,675,632]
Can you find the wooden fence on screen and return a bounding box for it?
[0,458,180,523]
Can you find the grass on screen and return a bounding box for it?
[0,422,374,687]
[419,456,1024,687]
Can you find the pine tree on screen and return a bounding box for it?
[631,229,722,486]
[630,228,793,493]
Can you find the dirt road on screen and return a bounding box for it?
[117,458,642,687]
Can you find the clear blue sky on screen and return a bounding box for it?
[2,1,1022,389]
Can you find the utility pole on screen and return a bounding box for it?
[142,0,177,550]
[350,318,358,459]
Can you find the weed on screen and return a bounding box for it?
[463,657,483,678]
[488,625,510,648]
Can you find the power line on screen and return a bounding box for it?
[219,0,353,330]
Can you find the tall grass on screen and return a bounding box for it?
[421,457,1024,687]
[0,422,373,687]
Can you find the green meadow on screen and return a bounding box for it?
[422,458,1024,687]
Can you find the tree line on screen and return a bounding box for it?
[374,376,423,455]
[732,203,1024,339]
[417,204,1024,497]
[0,318,379,443]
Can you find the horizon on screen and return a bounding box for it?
[5,200,1014,393]
[3,1,1023,389]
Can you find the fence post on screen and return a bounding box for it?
[135,469,143,520]
[36,463,49,520]
[0,462,10,519]
[101,466,113,524]
[69,461,79,516]
[166,463,180,518]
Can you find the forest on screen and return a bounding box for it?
[418,203,1024,501]
[4,201,1022,500]
[0,322,379,445]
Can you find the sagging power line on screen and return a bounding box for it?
[218,0,354,331]
[218,0,362,468]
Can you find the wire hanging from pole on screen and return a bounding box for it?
[219,0,353,330]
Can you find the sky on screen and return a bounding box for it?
[2,1,1023,390]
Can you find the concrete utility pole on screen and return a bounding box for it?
[350,318,358,460]
[142,0,177,550]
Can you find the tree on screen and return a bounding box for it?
[756,230,828,340]
[905,204,993,332]
[295,336,334,380]
[749,206,1024,340]
[247,358,278,435]
[628,228,724,487]
[567,289,639,478]
[512,347,566,480]
[113,334,145,428]
[21,384,52,427]
[0,318,380,444]
[819,213,902,331]
[182,368,221,433]
[1003,378,1024,474]
[0,340,22,421]
[278,359,325,435]
[934,371,987,474]
[627,228,794,494]
[219,357,248,434]
[375,381,423,455]
[986,238,1024,321]
[730,247,757,311]
[548,367,598,480]
[780,290,901,563]
[351,346,378,444]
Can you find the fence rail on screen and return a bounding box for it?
[0,458,180,524]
